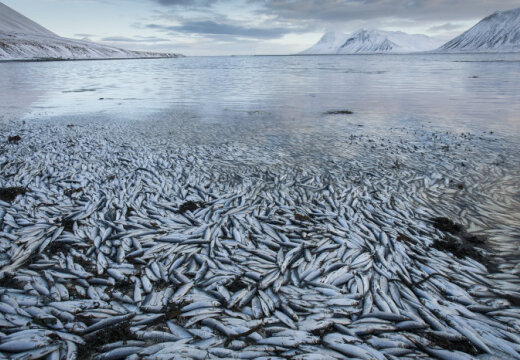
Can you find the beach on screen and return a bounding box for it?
[0,54,519,358]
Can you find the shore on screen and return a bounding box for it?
[0,55,184,63]
[0,118,519,359]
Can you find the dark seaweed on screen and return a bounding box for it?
[77,322,135,360]
[294,213,312,222]
[46,241,69,255]
[113,278,134,293]
[432,217,464,234]
[0,274,22,289]
[227,277,246,293]
[431,217,494,271]
[61,218,75,232]
[178,201,205,214]
[7,135,21,143]
[323,110,354,115]
[164,301,188,326]
[0,187,27,202]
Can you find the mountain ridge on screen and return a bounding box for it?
[302,7,520,55]
[301,29,443,54]
[0,2,181,60]
[438,7,520,52]
[0,2,56,37]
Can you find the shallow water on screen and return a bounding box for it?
[1,53,520,136]
[0,53,519,266]
[1,55,520,358]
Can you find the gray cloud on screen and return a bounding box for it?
[102,35,170,42]
[155,0,215,4]
[257,0,520,23]
[141,0,520,54]
[146,21,302,39]
[428,23,465,33]
[151,0,219,9]
[150,0,520,24]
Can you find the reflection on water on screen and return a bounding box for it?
[1,53,520,137]
[0,53,519,266]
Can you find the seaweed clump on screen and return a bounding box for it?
[45,242,69,255]
[7,135,21,143]
[164,301,188,326]
[432,217,464,234]
[431,217,490,268]
[323,110,354,115]
[113,278,134,293]
[294,213,312,222]
[0,187,28,202]
[178,201,205,214]
[77,322,135,360]
[60,217,75,232]
[0,274,23,290]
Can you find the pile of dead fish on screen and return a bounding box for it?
[0,121,519,359]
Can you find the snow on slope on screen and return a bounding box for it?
[300,32,350,55]
[0,33,180,60]
[0,2,180,60]
[439,7,520,52]
[301,29,443,54]
[378,31,443,53]
[0,2,55,37]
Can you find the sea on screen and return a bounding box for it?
[1,53,519,135]
[0,53,519,267]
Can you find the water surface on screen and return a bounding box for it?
[1,53,519,137]
[0,53,519,268]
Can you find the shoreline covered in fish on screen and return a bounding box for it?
[0,117,519,359]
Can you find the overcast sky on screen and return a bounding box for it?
[2,0,519,56]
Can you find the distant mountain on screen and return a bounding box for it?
[0,2,181,60]
[439,7,520,52]
[300,32,350,55]
[301,29,443,54]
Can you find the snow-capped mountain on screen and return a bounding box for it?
[301,29,443,54]
[439,7,520,52]
[300,32,350,55]
[0,2,180,60]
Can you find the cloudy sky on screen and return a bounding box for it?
[2,0,519,55]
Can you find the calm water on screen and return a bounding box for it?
[1,53,520,137]
[1,54,519,265]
